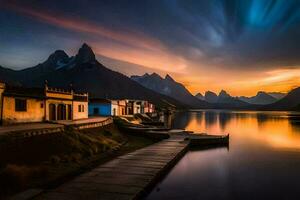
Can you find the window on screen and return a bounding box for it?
[94,108,99,115]
[15,99,27,112]
[78,105,84,112]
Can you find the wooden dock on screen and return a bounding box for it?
[35,136,189,200]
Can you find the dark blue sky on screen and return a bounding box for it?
[1,0,300,95]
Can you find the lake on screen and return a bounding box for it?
[146,110,300,200]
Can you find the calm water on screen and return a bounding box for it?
[146,110,300,200]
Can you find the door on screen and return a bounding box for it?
[49,104,56,121]
[94,108,99,115]
[57,104,66,120]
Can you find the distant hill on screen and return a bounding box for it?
[239,91,277,105]
[197,90,250,109]
[131,73,210,108]
[214,90,250,108]
[195,92,204,101]
[267,92,286,100]
[0,44,187,109]
[263,87,300,110]
[204,91,218,103]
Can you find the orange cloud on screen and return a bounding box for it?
[3,2,187,73]
[92,42,187,73]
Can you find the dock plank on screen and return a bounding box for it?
[37,136,189,200]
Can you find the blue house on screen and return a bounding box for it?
[89,98,112,116]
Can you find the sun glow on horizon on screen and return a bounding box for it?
[176,67,300,96]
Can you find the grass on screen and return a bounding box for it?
[0,124,156,198]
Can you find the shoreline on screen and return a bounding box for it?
[0,123,157,199]
[33,118,228,200]
[4,115,229,200]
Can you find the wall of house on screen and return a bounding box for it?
[73,101,88,120]
[125,101,134,115]
[133,102,141,114]
[118,105,126,116]
[111,101,119,116]
[0,83,5,122]
[2,96,44,125]
[46,91,73,100]
[118,100,126,116]
[149,104,155,113]
[89,103,111,116]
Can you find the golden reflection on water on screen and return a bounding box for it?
[178,110,300,150]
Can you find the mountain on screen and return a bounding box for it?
[239,91,277,105]
[267,92,286,100]
[200,90,250,109]
[204,90,245,104]
[204,91,218,103]
[263,87,300,110]
[215,90,250,108]
[131,73,209,108]
[217,90,232,102]
[195,92,204,101]
[0,43,187,109]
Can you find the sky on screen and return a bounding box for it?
[0,0,300,96]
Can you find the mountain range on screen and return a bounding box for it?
[267,92,286,100]
[0,43,298,111]
[238,91,278,105]
[196,90,286,106]
[0,44,187,109]
[131,73,209,108]
[195,90,250,108]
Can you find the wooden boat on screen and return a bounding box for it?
[188,134,229,147]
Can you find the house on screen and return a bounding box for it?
[89,99,127,116]
[0,81,88,125]
[0,82,7,123]
[1,85,45,125]
[88,98,156,117]
[124,99,155,115]
[140,100,154,114]
[124,99,142,114]
[45,84,88,121]
[125,100,134,115]
[88,98,112,116]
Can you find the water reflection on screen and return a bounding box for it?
[171,110,300,150]
[147,110,300,200]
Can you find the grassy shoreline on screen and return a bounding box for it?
[0,124,157,198]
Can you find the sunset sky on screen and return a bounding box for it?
[1,0,300,96]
